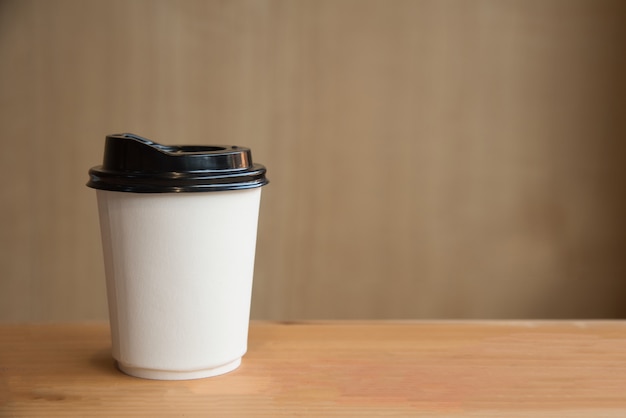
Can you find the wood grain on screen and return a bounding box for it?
[2,321,626,417]
[1,0,625,321]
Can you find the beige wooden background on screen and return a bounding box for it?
[1,0,625,321]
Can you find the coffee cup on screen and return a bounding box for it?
[87,133,268,380]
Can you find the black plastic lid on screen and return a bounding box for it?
[87,133,268,193]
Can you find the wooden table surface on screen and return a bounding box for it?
[1,321,626,417]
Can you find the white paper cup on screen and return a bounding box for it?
[88,134,268,380]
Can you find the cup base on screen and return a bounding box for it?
[117,357,242,380]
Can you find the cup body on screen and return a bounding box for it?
[96,187,262,380]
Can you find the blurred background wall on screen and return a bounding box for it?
[1,0,625,321]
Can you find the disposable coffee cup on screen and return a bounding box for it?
[87,133,268,380]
